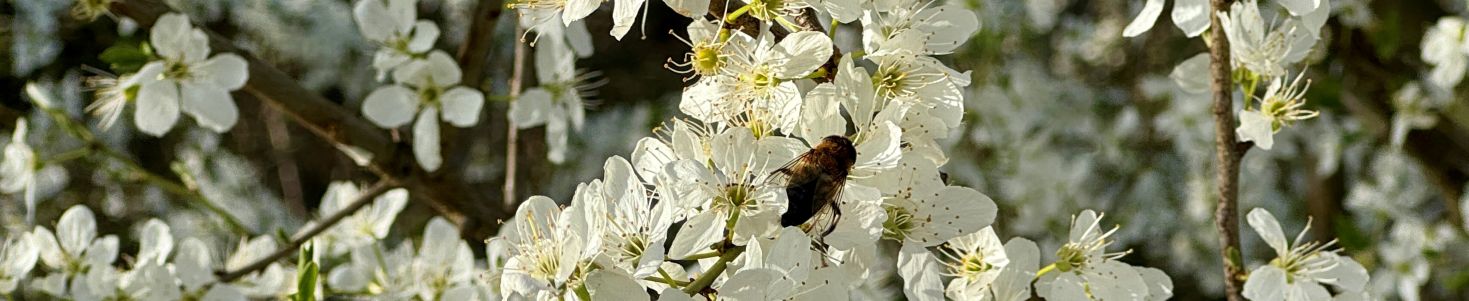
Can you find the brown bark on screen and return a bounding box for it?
[1207,1,1248,300]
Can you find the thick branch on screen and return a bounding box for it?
[110,0,510,239]
[218,180,397,282]
[1207,1,1247,301]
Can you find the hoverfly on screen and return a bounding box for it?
[772,135,858,237]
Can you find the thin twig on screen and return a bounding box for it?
[217,180,397,282]
[27,88,253,235]
[504,25,527,210]
[1207,1,1248,300]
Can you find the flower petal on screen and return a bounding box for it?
[195,54,249,90]
[439,87,485,127]
[361,85,419,128]
[897,242,945,301]
[1276,0,1321,16]
[1172,0,1211,37]
[151,13,209,62]
[353,0,397,42]
[413,107,443,172]
[1243,265,1288,301]
[510,88,554,128]
[58,205,96,258]
[136,219,173,265]
[1123,0,1166,37]
[610,0,647,40]
[661,0,707,18]
[407,21,440,53]
[769,31,834,79]
[1247,208,1290,257]
[135,81,182,136]
[180,82,240,133]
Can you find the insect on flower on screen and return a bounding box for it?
[773,135,857,238]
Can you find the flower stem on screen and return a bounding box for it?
[682,250,722,260]
[1034,263,1058,278]
[681,245,746,295]
[724,4,753,24]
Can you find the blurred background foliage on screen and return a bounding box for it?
[3,0,1469,300]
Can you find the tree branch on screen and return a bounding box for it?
[110,0,510,239]
[503,25,528,211]
[218,180,398,282]
[1207,1,1247,300]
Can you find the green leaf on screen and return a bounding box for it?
[293,243,318,301]
[98,41,152,74]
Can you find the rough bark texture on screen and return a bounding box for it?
[1207,1,1247,300]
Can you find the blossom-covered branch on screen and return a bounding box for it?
[217,180,398,282]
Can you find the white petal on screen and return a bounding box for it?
[30,227,65,269]
[563,0,601,25]
[915,5,980,54]
[180,82,240,133]
[1244,265,1289,301]
[1276,0,1321,16]
[58,205,97,258]
[611,0,647,40]
[1139,267,1175,301]
[799,83,845,145]
[632,137,674,180]
[1246,208,1290,256]
[175,238,215,291]
[1123,0,1166,37]
[85,235,119,266]
[135,81,181,136]
[1044,273,1090,301]
[679,77,729,123]
[201,285,246,301]
[151,13,208,62]
[586,270,650,301]
[897,243,944,301]
[1085,261,1150,300]
[1171,53,1212,94]
[823,184,884,251]
[1170,0,1211,37]
[853,121,902,176]
[414,107,443,172]
[661,0,707,18]
[1320,256,1369,291]
[419,217,460,262]
[439,87,485,127]
[510,88,554,128]
[667,210,724,259]
[353,0,397,42]
[361,85,419,128]
[136,219,173,265]
[769,31,834,78]
[407,21,441,53]
[1237,110,1276,150]
[909,186,997,246]
[196,54,249,90]
[393,51,463,87]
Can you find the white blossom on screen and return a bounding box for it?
[135,13,249,136]
[1242,208,1368,301]
[361,51,486,172]
[0,232,40,294]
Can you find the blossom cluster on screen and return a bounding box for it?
[356,0,486,172]
[480,0,1181,299]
